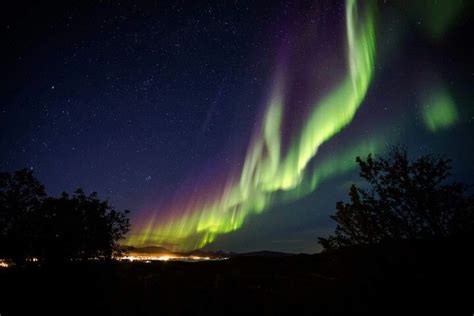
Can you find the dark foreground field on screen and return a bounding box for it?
[1,240,472,315]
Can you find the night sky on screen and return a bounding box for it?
[1,0,473,253]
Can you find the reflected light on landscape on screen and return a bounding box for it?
[118,254,226,262]
[0,259,11,268]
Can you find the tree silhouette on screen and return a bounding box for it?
[319,147,474,251]
[37,189,131,262]
[0,169,46,263]
[0,169,130,264]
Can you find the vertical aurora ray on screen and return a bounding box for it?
[128,0,377,250]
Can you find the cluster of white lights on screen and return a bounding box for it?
[0,259,11,268]
[117,254,226,262]
[0,255,227,267]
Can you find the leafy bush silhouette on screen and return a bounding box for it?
[0,169,46,263]
[0,169,130,264]
[319,147,474,251]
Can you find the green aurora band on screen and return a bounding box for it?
[128,0,377,250]
[422,88,458,132]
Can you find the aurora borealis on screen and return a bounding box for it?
[2,0,474,253]
[128,0,377,250]
[422,87,458,132]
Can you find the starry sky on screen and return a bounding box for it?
[1,0,473,253]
